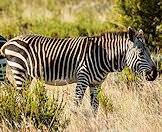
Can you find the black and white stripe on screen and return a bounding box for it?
[0,36,7,82]
[0,27,157,113]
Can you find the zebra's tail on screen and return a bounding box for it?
[0,35,7,57]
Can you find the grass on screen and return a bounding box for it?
[1,70,162,131]
[0,0,122,39]
[64,72,162,131]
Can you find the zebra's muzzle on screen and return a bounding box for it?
[145,66,157,81]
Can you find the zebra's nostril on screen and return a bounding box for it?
[151,66,156,71]
[145,66,157,81]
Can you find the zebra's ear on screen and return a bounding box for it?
[137,29,144,37]
[128,27,136,42]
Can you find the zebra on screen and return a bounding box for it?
[0,27,157,114]
[0,36,7,83]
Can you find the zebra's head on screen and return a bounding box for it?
[126,27,157,81]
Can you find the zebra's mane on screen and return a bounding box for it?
[87,31,129,41]
[14,31,129,43]
[99,31,128,39]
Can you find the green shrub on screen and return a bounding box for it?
[98,89,114,116]
[120,67,137,82]
[0,80,70,131]
[116,67,142,91]
[115,0,162,46]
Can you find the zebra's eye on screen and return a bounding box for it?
[138,38,143,43]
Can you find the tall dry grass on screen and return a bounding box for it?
[45,73,162,132]
[1,69,162,131]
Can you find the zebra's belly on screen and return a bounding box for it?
[45,79,77,86]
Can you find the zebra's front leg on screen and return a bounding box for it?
[74,83,88,107]
[90,85,100,115]
[74,73,89,107]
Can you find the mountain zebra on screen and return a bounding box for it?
[0,36,7,82]
[0,27,157,114]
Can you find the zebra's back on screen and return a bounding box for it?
[1,35,89,85]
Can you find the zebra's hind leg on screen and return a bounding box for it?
[90,85,100,115]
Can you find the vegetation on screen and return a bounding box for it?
[115,0,162,45]
[0,0,161,42]
[0,0,116,39]
[0,0,162,131]
[0,80,69,131]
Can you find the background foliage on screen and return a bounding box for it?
[115,0,162,46]
[0,0,161,42]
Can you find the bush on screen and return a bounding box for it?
[98,89,114,116]
[0,80,70,131]
[115,0,162,46]
[115,67,142,91]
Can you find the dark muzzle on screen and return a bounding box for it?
[145,66,157,81]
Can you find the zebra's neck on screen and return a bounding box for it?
[89,32,131,75]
